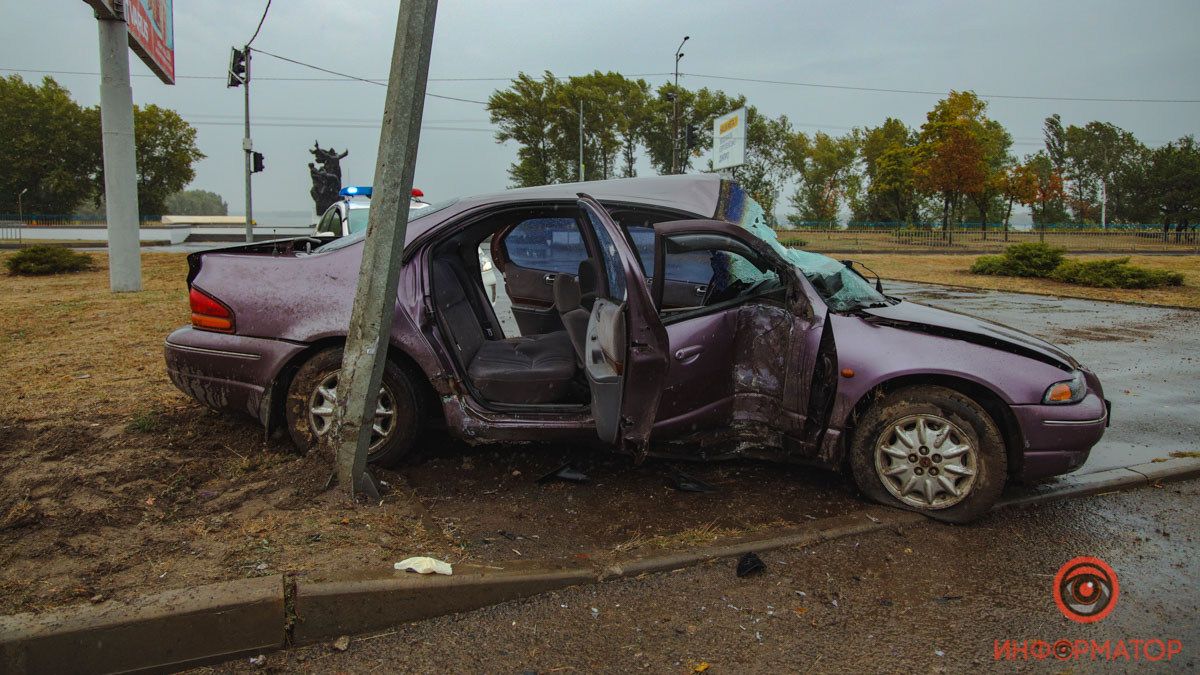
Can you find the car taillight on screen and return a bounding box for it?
[190,287,234,333]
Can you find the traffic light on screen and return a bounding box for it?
[251,151,264,173]
[684,124,701,150]
[228,47,248,88]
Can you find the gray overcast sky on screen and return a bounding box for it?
[4,0,1199,223]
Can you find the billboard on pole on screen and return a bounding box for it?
[712,107,746,170]
[125,0,175,84]
[84,0,175,84]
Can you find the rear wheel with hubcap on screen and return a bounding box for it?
[850,385,1006,523]
[284,347,423,468]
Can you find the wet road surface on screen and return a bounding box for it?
[214,478,1199,673]
[886,281,1200,474]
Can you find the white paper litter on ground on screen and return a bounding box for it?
[394,556,453,575]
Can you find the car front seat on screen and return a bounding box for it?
[553,262,593,366]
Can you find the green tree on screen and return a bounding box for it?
[998,160,1039,236]
[913,91,993,229]
[641,85,747,175]
[1063,121,1146,226]
[786,131,858,224]
[165,189,228,215]
[0,75,100,213]
[963,119,1013,237]
[853,118,919,223]
[1026,151,1068,226]
[122,104,205,216]
[1146,135,1200,236]
[488,72,566,187]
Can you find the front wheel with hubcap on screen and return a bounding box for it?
[284,347,423,468]
[850,385,1006,523]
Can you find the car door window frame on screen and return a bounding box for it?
[652,226,793,325]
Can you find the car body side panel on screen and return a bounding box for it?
[164,327,307,423]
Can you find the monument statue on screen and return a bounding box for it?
[308,141,349,216]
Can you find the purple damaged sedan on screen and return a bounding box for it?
[165,175,1109,522]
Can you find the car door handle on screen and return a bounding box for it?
[695,285,708,295]
[543,273,557,285]
[674,345,704,363]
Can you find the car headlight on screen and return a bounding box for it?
[1043,370,1086,404]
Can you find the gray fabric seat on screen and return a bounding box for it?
[553,259,597,366]
[433,259,576,404]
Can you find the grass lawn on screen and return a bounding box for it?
[850,253,1200,309]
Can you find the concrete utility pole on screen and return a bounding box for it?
[331,0,438,497]
[671,35,688,175]
[578,99,585,181]
[96,10,142,292]
[243,47,254,242]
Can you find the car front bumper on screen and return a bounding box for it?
[164,327,306,424]
[1010,389,1110,481]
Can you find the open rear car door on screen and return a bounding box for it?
[576,194,670,459]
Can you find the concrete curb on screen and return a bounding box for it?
[0,575,284,674]
[999,457,1200,509]
[2,459,1196,673]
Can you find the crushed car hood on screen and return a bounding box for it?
[863,300,1078,370]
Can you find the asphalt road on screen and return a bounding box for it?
[215,478,1199,673]
[885,281,1200,474]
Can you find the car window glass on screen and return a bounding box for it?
[347,206,370,234]
[717,184,886,311]
[582,204,626,301]
[623,224,656,273]
[316,207,342,236]
[501,217,588,274]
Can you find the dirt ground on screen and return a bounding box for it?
[0,251,861,614]
[850,253,1200,308]
[213,479,1200,674]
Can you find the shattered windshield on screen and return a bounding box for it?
[715,182,887,312]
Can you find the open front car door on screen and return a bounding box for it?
[576,194,670,459]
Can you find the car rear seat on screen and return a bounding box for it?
[432,259,576,404]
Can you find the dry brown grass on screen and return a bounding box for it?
[0,251,191,423]
[853,254,1200,309]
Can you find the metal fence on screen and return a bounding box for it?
[0,220,21,244]
[781,225,1200,254]
[0,214,163,227]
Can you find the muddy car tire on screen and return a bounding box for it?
[850,385,1006,524]
[284,347,424,468]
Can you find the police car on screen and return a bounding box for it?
[313,185,430,239]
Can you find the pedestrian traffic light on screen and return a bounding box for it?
[251,151,264,173]
[228,47,248,88]
[685,123,700,150]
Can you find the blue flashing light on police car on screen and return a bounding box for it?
[339,185,372,198]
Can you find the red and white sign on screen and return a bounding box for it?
[124,0,174,85]
[83,0,175,85]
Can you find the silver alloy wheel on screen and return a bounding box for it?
[307,372,396,454]
[874,413,977,510]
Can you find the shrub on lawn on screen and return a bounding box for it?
[5,245,94,276]
[779,237,809,248]
[1049,257,1184,289]
[969,242,1064,277]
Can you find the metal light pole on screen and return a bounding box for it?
[671,35,688,175]
[17,188,27,225]
[331,0,438,498]
[242,46,254,242]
